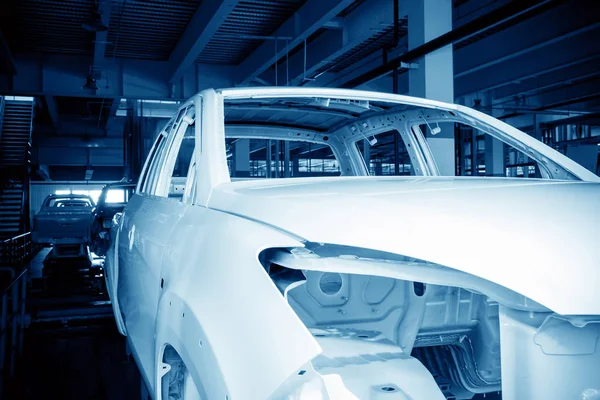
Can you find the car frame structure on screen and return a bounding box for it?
[91,181,137,256]
[31,193,100,292]
[32,193,96,246]
[104,87,600,400]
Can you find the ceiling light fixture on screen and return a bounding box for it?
[82,75,99,92]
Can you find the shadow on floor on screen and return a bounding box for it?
[9,324,140,400]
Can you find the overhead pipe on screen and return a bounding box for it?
[393,0,399,45]
[392,0,399,94]
[341,0,566,88]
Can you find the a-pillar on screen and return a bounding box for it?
[408,0,454,176]
[234,139,250,177]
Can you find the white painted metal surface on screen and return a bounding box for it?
[210,176,600,316]
[104,87,600,400]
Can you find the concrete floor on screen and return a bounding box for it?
[14,325,141,400]
[4,247,141,400]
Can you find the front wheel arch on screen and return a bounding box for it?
[154,292,229,400]
[159,344,203,400]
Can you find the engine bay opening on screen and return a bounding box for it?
[261,243,561,399]
[259,244,600,399]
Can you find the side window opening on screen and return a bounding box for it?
[139,103,197,198]
[355,130,414,176]
[183,154,197,204]
[168,126,194,200]
[154,104,196,201]
[225,138,340,179]
[140,134,167,194]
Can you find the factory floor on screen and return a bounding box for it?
[15,324,141,400]
[4,247,141,400]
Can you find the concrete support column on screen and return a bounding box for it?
[266,140,272,178]
[274,140,281,178]
[374,162,382,176]
[234,139,250,177]
[408,0,454,176]
[481,92,505,177]
[283,141,291,178]
[485,136,505,177]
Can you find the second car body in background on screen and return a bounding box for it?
[91,181,136,256]
[32,194,95,245]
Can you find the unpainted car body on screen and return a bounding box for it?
[91,181,136,256]
[105,88,600,400]
[32,194,95,245]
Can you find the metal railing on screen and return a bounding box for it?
[0,96,5,140]
[0,232,39,395]
[0,233,37,267]
[0,267,27,395]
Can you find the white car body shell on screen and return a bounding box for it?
[104,88,600,400]
[32,194,95,245]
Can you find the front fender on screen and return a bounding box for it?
[155,206,321,400]
[154,291,227,400]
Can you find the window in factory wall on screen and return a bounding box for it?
[355,129,414,176]
[105,188,127,203]
[89,190,102,203]
[225,138,340,179]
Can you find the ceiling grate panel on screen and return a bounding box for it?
[0,0,96,56]
[105,0,201,61]
[311,18,408,76]
[336,0,367,17]
[197,0,306,65]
